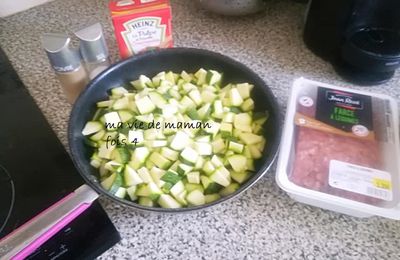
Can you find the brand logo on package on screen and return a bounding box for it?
[121,17,166,55]
[326,91,363,110]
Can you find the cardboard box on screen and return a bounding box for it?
[109,0,173,59]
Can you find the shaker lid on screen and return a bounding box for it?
[42,33,81,72]
[75,23,109,63]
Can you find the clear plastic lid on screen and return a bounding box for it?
[277,78,400,219]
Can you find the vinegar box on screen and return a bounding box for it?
[109,0,173,59]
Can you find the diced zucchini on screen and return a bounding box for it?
[252,123,263,135]
[180,147,199,165]
[118,110,134,122]
[112,96,130,110]
[231,172,250,184]
[135,96,156,114]
[168,160,180,172]
[201,90,217,103]
[241,98,254,112]
[234,113,252,127]
[187,171,200,184]
[227,155,247,172]
[82,121,103,136]
[185,183,204,193]
[111,87,128,97]
[158,194,182,208]
[148,92,167,108]
[211,155,224,168]
[197,103,211,119]
[124,166,143,186]
[131,75,152,90]
[114,187,127,198]
[177,164,193,175]
[203,161,216,176]
[194,156,204,170]
[98,142,115,160]
[174,191,188,206]
[162,104,178,118]
[228,141,244,153]
[152,72,166,87]
[180,96,196,110]
[101,172,117,190]
[186,190,205,206]
[196,135,211,143]
[135,184,151,197]
[212,100,224,119]
[193,142,212,156]
[219,183,240,196]
[186,108,200,120]
[248,145,263,159]
[210,168,230,187]
[188,89,202,106]
[126,186,138,201]
[170,181,185,197]
[104,160,122,171]
[206,70,222,85]
[161,170,181,184]
[222,112,235,123]
[129,147,150,169]
[165,71,176,84]
[239,132,263,145]
[145,140,168,148]
[205,194,221,203]
[112,147,130,164]
[138,197,154,207]
[236,83,251,99]
[97,100,113,108]
[170,131,190,151]
[180,70,192,82]
[220,123,233,137]
[161,147,179,161]
[194,68,207,85]
[149,152,171,170]
[235,124,252,132]
[229,88,243,106]
[104,112,121,130]
[204,182,223,194]
[137,167,153,183]
[247,159,255,171]
[200,175,212,189]
[89,130,105,141]
[212,139,226,154]
[150,167,166,186]
[203,120,220,136]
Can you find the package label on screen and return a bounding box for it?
[121,17,166,54]
[329,160,393,201]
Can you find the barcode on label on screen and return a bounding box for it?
[366,187,390,200]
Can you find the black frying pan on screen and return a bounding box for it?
[68,47,281,212]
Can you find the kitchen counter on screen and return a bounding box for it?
[1,0,400,259]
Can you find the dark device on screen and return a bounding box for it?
[304,0,400,85]
[0,46,120,259]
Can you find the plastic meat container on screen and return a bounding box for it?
[276,78,400,219]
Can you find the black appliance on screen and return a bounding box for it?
[304,0,400,85]
[0,46,120,259]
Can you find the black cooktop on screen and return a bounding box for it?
[0,47,119,258]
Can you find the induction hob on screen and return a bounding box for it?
[0,46,120,259]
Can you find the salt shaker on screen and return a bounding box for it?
[42,33,89,104]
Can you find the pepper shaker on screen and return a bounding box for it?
[75,23,110,80]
